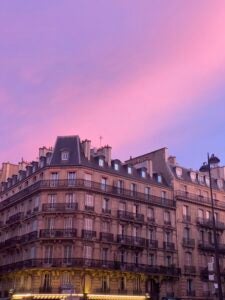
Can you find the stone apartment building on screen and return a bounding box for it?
[127,148,225,300]
[0,136,180,300]
[0,136,225,300]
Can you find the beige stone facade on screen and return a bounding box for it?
[0,136,179,300]
[1,136,224,300]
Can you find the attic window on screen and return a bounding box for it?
[176,167,182,178]
[61,151,69,161]
[99,158,104,167]
[114,163,119,171]
[127,166,132,174]
[198,175,204,184]
[157,175,162,183]
[141,170,146,178]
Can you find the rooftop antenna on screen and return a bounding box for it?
[99,136,103,147]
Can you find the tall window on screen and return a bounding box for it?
[120,250,126,263]
[130,183,136,196]
[119,224,125,236]
[102,198,110,212]
[148,253,155,266]
[44,245,53,264]
[183,227,190,240]
[102,275,109,292]
[101,178,107,191]
[84,245,92,259]
[64,245,72,263]
[161,191,166,199]
[183,205,188,216]
[64,217,73,230]
[102,221,110,233]
[61,272,71,284]
[133,204,139,216]
[164,211,171,225]
[206,211,212,220]
[120,277,126,291]
[42,273,51,291]
[102,248,108,263]
[66,193,75,208]
[50,172,58,187]
[198,209,204,220]
[147,207,154,222]
[164,231,171,243]
[67,172,76,186]
[145,187,151,200]
[187,279,193,293]
[46,217,54,230]
[119,202,126,211]
[84,173,92,187]
[84,218,93,230]
[85,194,94,208]
[165,255,171,266]
[48,194,56,209]
[185,252,192,266]
[117,180,123,194]
[148,228,154,241]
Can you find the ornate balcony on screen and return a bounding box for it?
[117,210,144,222]
[84,205,95,212]
[6,212,24,225]
[20,231,38,243]
[196,217,225,230]
[198,241,225,253]
[163,242,175,251]
[42,202,78,212]
[39,229,77,238]
[182,215,191,223]
[0,258,181,278]
[0,179,176,212]
[117,235,145,248]
[182,238,195,248]
[102,208,111,214]
[146,239,158,249]
[184,265,196,274]
[81,229,96,240]
[100,232,114,242]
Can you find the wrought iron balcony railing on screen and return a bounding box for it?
[117,210,144,222]
[196,217,225,230]
[5,212,24,225]
[81,229,96,240]
[163,242,175,251]
[39,229,77,238]
[99,232,114,242]
[42,202,78,212]
[0,179,176,211]
[117,235,145,247]
[182,238,195,248]
[184,265,196,274]
[0,258,181,277]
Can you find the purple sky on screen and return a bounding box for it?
[1,1,225,169]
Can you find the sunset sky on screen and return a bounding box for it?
[1,0,225,169]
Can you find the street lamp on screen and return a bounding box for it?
[199,153,223,300]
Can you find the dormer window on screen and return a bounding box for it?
[128,166,132,174]
[114,163,119,171]
[141,170,146,178]
[176,167,182,178]
[190,172,196,182]
[61,151,69,161]
[198,175,204,184]
[157,175,162,183]
[99,158,104,167]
